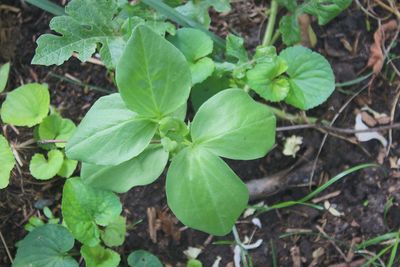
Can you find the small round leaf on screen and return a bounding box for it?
[29,150,64,180]
[127,250,163,267]
[38,114,76,149]
[0,134,15,189]
[1,83,50,127]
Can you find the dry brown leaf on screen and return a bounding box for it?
[367,20,398,75]
[157,209,181,242]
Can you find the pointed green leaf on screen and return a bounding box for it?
[13,224,78,267]
[32,0,123,67]
[279,46,335,110]
[0,135,15,189]
[81,245,120,267]
[62,178,122,246]
[66,93,157,165]
[82,145,168,193]
[38,114,76,149]
[191,89,276,160]
[127,250,163,267]
[29,150,64,180]
[101,216,126,247]
[116,26,191,118]
[57,158,78,178]
[0,62,10,93]
[1,83,49,127]
[303,0,352,25]
[166,147,249,235]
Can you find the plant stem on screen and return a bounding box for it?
[262,0,278,46]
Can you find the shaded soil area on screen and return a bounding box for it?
[1,0,400,266]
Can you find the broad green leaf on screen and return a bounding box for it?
[116,25,191,118]
[226,34,249,63]
[127,250,163,267]
[176,0,230,27]
[303,0,352,25]
[38,114,76,149]
[169,28,214,85]
[279,46,335,110]
[166,147,248,235]
[1,83,49,127]
[0,62,10,93]
[0,135,15,189]
[32,0,123,67]
[82,145,168,193]
[188,259,203,267]
[57,158,78,178]
[168,28,213,62]
[66,93,157,166]
[279,15,301,46]
[29,150,64,180]
[13,224,78,267]
[190,73,230,111]
[190,57,215,85]
[62,178,122,246]
[191,89,276,160]
[246,58,289,102]
[101,216,126,247]
[277,0,297,12]
[81,245,120,267]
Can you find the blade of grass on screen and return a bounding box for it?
[387,234,399,267]
[335,72,373,87]
[141,0,226,49]
[25,0,65,16]
[257,163,379,215]
[356,232,399,249]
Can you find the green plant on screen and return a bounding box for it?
[20,0,355,264]
[275,0,352,46]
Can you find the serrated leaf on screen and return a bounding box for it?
[0,135,15,189]
[57,158,78,178]
[32,0,123,67]
[247,58,289,102]
[127,250,163,267]
[279,15,301,45]
[191,89,276,160]
[277,0,298,12]
[116,26,191,118]
[0,62,10,93]
[81,245,120,267]
[226,34,248,63]
[62,178,122,246]
[175,0,230,27]
[302,0,352,25]
[279,46,335,110]
[166,147,248,235]
[81,145,168,193]
[29,150,64,180]
[66,93,157,166]
[101,216,126,247]
[1,83,49,127]
[13,224,78,267]
[38,114,76,149]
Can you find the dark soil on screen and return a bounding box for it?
[1,1,400,266]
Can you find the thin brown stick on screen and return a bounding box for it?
[0,229,13,264]
[276,121,400,134]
